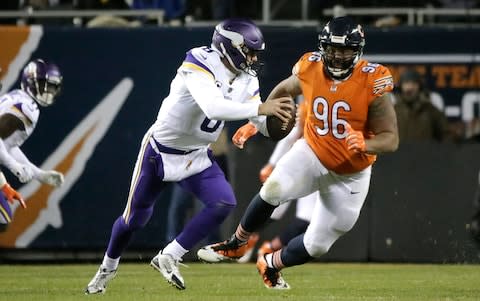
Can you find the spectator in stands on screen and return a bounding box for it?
[74,0,129,9]
[0,1,20,24]
[210,0,235,20]
[393,69,450,143]
[74,0,134,27]
[131,0,186,25]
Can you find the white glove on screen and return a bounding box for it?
[8,161,34,183]
[37,170,64,187]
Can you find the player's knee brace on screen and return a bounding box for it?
[260,179,284,206]
[331,208,359,234]
[304,228,342,257]
[306,241,331,257]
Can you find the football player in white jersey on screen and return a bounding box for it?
[0,59,64,231]
[85,18,293,293]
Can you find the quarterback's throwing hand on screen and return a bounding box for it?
[345,123,366,153]
[232,122,258,149]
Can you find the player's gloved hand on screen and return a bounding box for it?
[37,170,64,187]
[259,163,274,183]
[232,122,258,149]
[345,123,367,153]
[1,183,26,209]
[8,162,34,183]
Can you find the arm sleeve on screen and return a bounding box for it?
[249,114,268,137]
[268,125,302,165]
[9,146,42,176]
[182,70,260,121]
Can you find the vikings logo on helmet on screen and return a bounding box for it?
[211,18,265,77]
[21,59,63,107]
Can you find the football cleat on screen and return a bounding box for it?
[197,235,251,263]
[256,254,290,289]
[150,251,185,290]
[237,233,259,263]
[257,240,275,258]
[85,266,117,294]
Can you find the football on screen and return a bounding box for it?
[266,97,296,141]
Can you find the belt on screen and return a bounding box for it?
[150,138,196,155]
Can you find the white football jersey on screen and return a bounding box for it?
[150,46,266,150]
[0,89,39,148]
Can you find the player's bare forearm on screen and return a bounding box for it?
[365,132,398,154]
[266,75,302,100]
[366,93,399,153]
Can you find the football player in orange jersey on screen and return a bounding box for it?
[197,16,399,289]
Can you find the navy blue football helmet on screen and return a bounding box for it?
[318,16,365,79]
[21,59,62,107]
[212,18,265,76]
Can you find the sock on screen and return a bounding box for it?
[240,193,277,233]
[176,201,234,250]
[279,218,309,246]
[101,253,120,271]
[265,253,274,268]
[234,224,251,243]
[162,239,188,260]
[280,234,313,267]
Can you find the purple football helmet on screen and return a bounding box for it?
[21,59,63,107]
[318,16,365,79]
[212,18,265,76]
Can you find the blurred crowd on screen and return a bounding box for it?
[0,0,479,27]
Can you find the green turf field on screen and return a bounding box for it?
[0,263,479,301]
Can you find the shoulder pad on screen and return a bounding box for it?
[356,60,394,96]
[293,52,322,77]
[180,47,220,80]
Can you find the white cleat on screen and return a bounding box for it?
[150,251,185,290]
[85,266,117,294]
[197,244,231,263]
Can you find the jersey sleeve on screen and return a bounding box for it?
[292,52,319,81]
[368,64,394,101]
[246,78,268,136]
[180,48,260,121]
[8,103,35,129]
[178,47,216,82]
[246,78,261,103]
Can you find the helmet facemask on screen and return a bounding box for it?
[320,43,362,80]
[318,17,365,80]
[21,59,63,107]
[28,78,62,107]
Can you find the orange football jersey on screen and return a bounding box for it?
[294,52,394,174]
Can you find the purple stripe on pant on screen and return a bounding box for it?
[106,143,236,258]
[0,194,12,226]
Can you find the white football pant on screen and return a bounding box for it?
[260,138,371,257]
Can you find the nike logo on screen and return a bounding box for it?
[350,191,360,194]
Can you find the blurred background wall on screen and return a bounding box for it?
[0,23,479,263]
